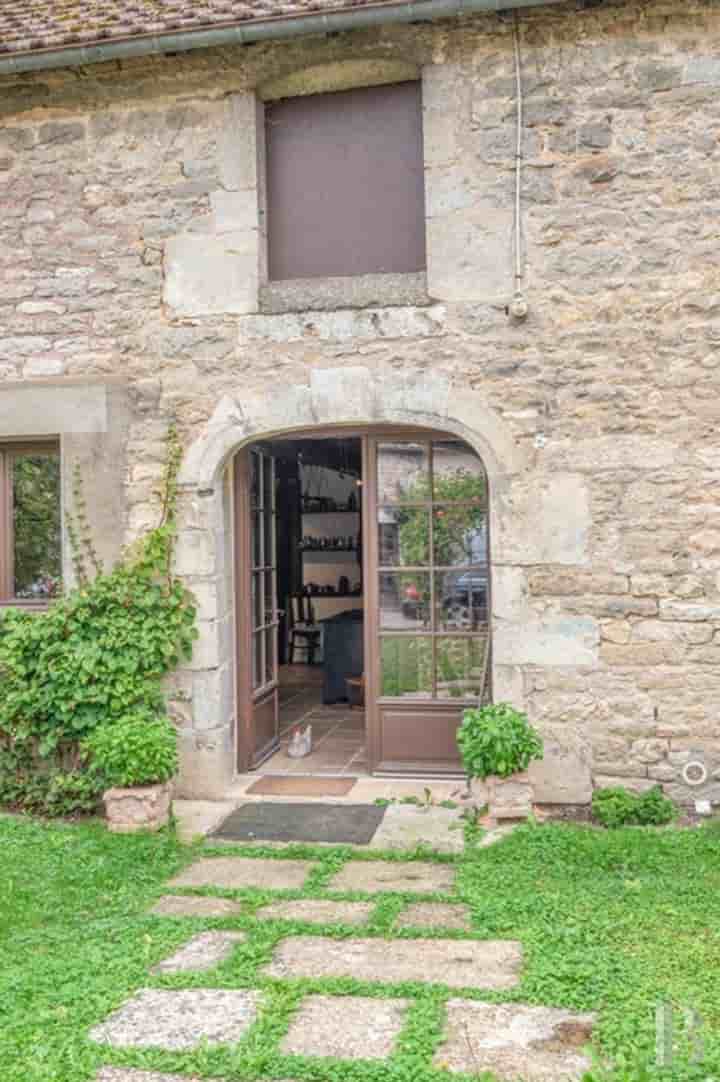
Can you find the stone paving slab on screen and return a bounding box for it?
[95,1071,211,1082]
[367,804,465,853]
[150,894,243,918]
[395,901,473,931]
[328,859,455,894]
[169,856,315,891]
[151,931,247,973]
[257,898,374,925]
[281,994,409,1060]
[90,988,261,1050]
[435,1000,596,1079]
[264,935,522,989]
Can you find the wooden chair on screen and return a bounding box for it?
[287,594,322,665]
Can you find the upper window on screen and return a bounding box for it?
[0,443,62,606]
[265,82,426,281]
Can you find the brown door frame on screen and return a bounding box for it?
[234,424,488,776]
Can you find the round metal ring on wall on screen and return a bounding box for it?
[682,760,708,787]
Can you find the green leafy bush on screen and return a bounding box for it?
[457,701,543,780]
[83,709,178,788]
[592,785,676,828]
[0,427,196,816]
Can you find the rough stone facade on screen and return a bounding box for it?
[1,0,719,804]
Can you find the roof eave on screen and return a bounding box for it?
[0,0,572,76]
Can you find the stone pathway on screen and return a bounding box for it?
[90,851,595,1081]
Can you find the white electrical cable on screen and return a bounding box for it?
[513,11,524,291]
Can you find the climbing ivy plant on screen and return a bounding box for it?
[0,426,197,816]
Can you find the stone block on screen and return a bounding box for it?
[210,189,258,234]
[368,803,465,854]
[660,601,720,622]
[495,616,599,667]
[151,931,246,973]
[169,856,315,891]
[281,995,408,1060]
[150,894,242,918]
[328,859,455,894]
[257,899,373,925]
[529,734,592,805]
[487,773,533,821]
[103,782,172,834]
[426,206,512,302]
[175,726,236,800]
[164,231,258,316]
[218,93,258,191]
[435,1000,595,1079]
[265,935,522,989]
[493,474,590,566]
[395,902,473,931]
[90,988,260,1050]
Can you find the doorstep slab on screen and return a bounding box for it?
[90,988,261,1050]
[367,804,465,854]
[264,935,522,989]
[395,902,473,931]
[329,859,456,894]
[173,800,237,842]
[256,898,374,925]
[150,894,243,918]
[435,1001,596,1079]
[246,776,356,797]
[281,994,409,1060]
[169,857,315,891]
[151,931,246,973]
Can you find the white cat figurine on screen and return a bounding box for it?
[287,724,313,758]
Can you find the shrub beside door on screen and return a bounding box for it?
[457,702,544,824]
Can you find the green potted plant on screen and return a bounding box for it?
[457,702,543,822]
[83,708,178,833]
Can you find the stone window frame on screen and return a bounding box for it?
[0,438,62,609]
[255,60,432,315]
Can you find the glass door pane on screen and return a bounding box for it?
[375,438,489,703]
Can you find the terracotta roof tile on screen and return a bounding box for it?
[0,0,389,58]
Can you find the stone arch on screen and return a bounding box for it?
[179,367,529,491]
[173,367,593,799]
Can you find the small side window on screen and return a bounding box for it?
[0,443,62,605]
[265,82,426,281]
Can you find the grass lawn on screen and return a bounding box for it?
[2,812,720,1081]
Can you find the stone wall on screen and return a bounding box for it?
[1,0,719,801]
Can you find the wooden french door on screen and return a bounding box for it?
[235,446,280,771]
[235,429,490,775]
[365,434,490,774]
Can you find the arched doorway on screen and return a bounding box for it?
[234,426,491,775]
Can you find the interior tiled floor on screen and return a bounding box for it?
[259,667,367,776]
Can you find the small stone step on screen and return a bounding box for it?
[281,994,408,1060]
[395,902,473,931]
[151,931,246,974]
[329,859,455,894]
[264,935,522,989]
[435,1000,595,1079]
[90,988,261,1051]
[150,894,242,918]
[256,898,373,925]
[169,856,314,891]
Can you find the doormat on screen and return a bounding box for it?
[246,775,356,797]
[211,802,387,844]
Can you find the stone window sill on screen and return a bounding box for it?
[260,271,429,314]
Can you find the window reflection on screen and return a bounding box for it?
[12,453,62,600]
